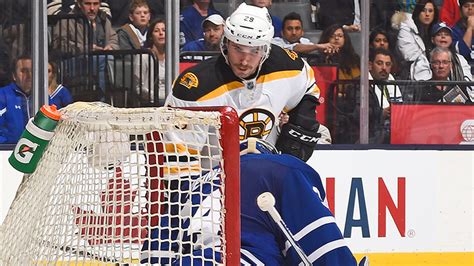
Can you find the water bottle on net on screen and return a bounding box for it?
[9,105,61,173]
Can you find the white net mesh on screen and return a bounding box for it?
[0,102,239,265]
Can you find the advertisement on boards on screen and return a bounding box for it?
[308,150,474,265]
[1,149,473,265]
[391,104,474,144]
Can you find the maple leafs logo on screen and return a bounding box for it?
[72,167,148,245]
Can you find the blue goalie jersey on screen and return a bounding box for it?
[141,153,357,265]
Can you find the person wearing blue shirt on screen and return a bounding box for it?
[48,61,73,109]
[451,0,474,66]
[179,0,221,46]
[0,57,73,144]
[0,56,33,144]
[181,14,224,52]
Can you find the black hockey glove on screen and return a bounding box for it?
[276,119,321,162]
[276,95,321,162]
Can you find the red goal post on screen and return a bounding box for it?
[0,102,240,265]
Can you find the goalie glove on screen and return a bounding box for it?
[275,95,321,162]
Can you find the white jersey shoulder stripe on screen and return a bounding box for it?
[298,239,348,265]
[0,107,6,116]
[294,216,336,240]
[283,216,336,254]
[197,70,302,102]
[49,84,63,98]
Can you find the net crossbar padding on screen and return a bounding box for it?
[0,102,240,265]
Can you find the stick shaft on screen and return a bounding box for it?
[268,208,312,265]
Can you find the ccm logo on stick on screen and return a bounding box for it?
[288,129,318,143]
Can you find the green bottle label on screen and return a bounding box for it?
[8,129,49,174]
[9,105,60,174]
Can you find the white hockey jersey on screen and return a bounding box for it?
[165,44,319,148]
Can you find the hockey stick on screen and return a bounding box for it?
[257,192,312,266]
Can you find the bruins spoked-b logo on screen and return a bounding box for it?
[284,48,298,60]
[179,72,199,89]
[239,108,275,140]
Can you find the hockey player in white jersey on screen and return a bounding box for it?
[165,3,322,162]
[140,138,363,265]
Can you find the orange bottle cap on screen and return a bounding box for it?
[40,104,61,121]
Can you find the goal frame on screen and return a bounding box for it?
[204,105,241,265]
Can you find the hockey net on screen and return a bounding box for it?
[0,102,240,265]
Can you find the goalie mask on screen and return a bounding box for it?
[240,137,279,155]
[220,3,274,76]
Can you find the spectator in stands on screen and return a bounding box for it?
[271,12,337,55]
[0,55,32,144]
[368,48,403,143]
[48,61,73,109]
[440,0,461,27]
[107,0,164,27]
[370,28,391,50]
[452,0,474,66]
[53,0,119,99]
[47,0,111,17]
[394,0,442,16]
[411,22,472,80]
[0,56,75,144]
[117,0,151,50]
[312,24,360,82]
[395,0,439,79]
[144,19,166,69]
[53,0,119,53]
[311,0,360,32]
[181,14,224,52]
[369,27,404,77]
[249,0,283,37]
[134,18,166,106]
[309,24,360,144]
[180,0,221,46]
[340,48,400,144]
[414,47,472,103]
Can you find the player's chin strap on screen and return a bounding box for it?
[240,137,279,155]
[240,138,259,155]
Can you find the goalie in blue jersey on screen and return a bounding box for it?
[140,138,365,265]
